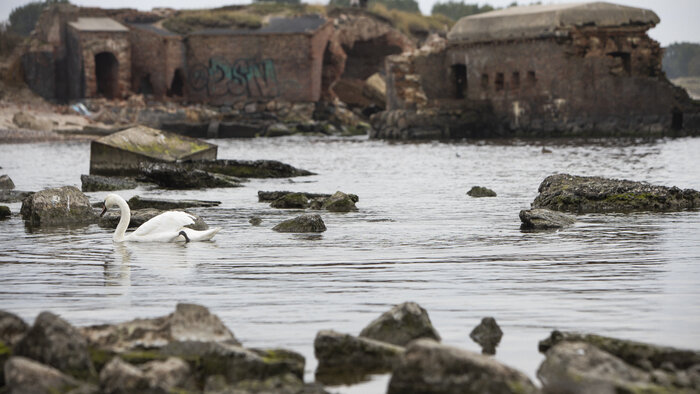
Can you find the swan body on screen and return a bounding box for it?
[101,194,221,242]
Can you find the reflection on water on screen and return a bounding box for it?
[1,136,699,392]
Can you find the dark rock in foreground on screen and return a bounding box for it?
[0,189,33,203]
[0,174,15,190]
[469,317,503,355]
[20,186,96,227]
[98,208,209,230]
[0,205,10,219]
[80,174,137,192]
[467,186,497,197]
[538,331,700,393]
[314,329,404,385]
[185,159,315,178]
[359,301,441,346]
[0,310,29,347]
[139,162,243,189]
[388,339,539,394]
[4,356,98,394]
[14,311,95,379]
[82,303,239,353]
[533,174,700,213]
[520,208,576,230]
[273,214,326,233]
[127,195,221,210]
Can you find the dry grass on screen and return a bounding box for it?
[162,9,263,34]
[368,4,453,37]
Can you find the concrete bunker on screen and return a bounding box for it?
[168,68,185,97]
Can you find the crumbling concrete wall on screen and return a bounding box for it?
[185,22,333,105]
[130,25,184,98]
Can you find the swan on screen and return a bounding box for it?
[100,193,221,242]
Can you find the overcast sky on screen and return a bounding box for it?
[1,0,697,46]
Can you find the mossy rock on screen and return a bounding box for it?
[273,214,326,233]
[467,186,497,197]
[271,193,309,209]
[321,191,358,212]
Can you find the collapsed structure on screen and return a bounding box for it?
[373,2,700,138]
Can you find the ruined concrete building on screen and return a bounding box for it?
[373,2,700,138]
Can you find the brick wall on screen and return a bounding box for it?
[185,22,332,105]
[68,28,130,99]
[130,26,184,98]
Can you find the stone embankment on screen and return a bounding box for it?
[2,302,698,393]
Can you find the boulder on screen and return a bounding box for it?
[537,341,663,394]
[314,329,404,384]
[14,311,95,379]
[183,159,314,179]
[0,190,33,203]
[99,357,152,394]
[258,191,333,202]
[98,208,209,231]
[140,357,195,391]
[265,123,294,137]
[99,356,195,393]
[321,191,358,212]
[532,173,700,213]
[4,356,98,394]
[204,373,328,394]
[388,339,539,394]
[0,310,29,346]
[139,163,242,189]
[270,193,309,209]
[519,208,576,230]
[127,195,220,210]
[0,174,15,190]
[80,174,137,192]
[81,303,239,353]
[249,216,262,226]
[20,186,97,227]
[359,302,441,346]
[273,214,326,233]
[363,73,387,109]
[539,330,700,373]
[469,317,503,355]
[12,111,53,131]
[467,186,497,197]
[0,205,10,219]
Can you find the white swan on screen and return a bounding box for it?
[100,193,221,242]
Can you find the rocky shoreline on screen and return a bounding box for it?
[1,302,697,394]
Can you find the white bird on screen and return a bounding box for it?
[100,193,221,243]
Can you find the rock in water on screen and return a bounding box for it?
[532,173,700,213]
[127,195,220,210]
[0,205,10,220]
[271,193,309,209]
[359,302,441,346]
[322,191,358,212]
[20,186,97,227]
[98,208,209,231]
[4,356,97,394]
[314,330,404,384]
[273,214,326,233]
[0,174,15,190]
[388,339,539,394]
[519,208,576,230]
[139,163,242,189]
[469,317,503,355]
[13,311,95,379]
[467,186,497,197]
[80,174,137,192]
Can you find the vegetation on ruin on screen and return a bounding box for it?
[8,0,70,36]
[162,9,264,35]
[368,3,454,36]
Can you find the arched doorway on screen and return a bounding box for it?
[168,68,184,97]
[95,52,119,99]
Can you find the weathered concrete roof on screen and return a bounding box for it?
[191,15,328,36]
[130,23,179,37]
[69,17,129,32]
[447,2,660,43]
[95,126,217,162]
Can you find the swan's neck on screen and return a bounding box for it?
[113,197,131,242]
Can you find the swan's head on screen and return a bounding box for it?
[101,194,121,217]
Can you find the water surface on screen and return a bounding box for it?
[1,136,699,392]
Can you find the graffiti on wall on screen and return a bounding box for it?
[189,57,283,98]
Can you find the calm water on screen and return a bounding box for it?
[1,136,699,392]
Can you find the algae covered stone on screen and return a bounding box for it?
[359,301,441,346]
[273,214,326,233]
[321,191,358,212]
[271,193,309,209]
[467,186,497,197]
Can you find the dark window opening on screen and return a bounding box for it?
[138,74,153,95]
[672,109,683,131]
[527,71,537,86]
[495,72,504,91]
[481,74,489,90]
[608,52,631,76]
[95,52,119,99]
[168,68,185,97]
[451,64,467,99]
[512,71,520,90]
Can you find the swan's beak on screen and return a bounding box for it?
[100,203,107,217]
